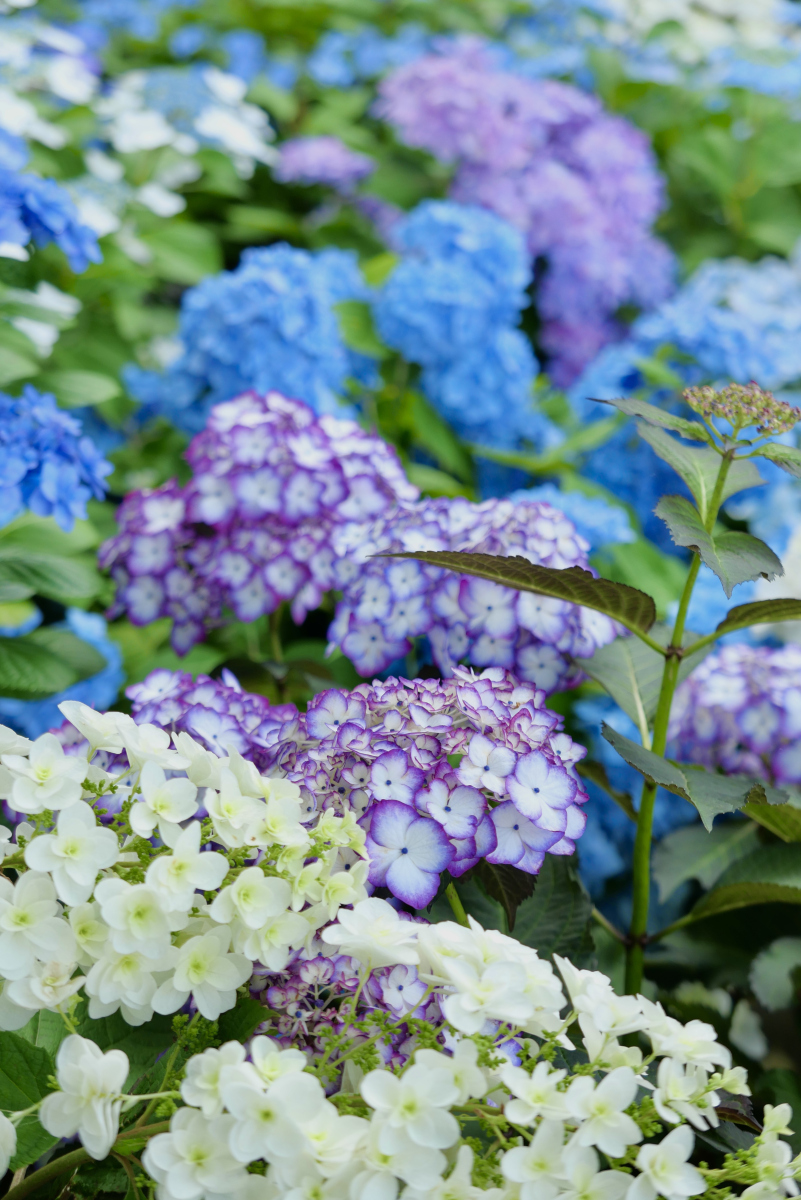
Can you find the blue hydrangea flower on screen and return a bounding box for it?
[0,609,124,739]
[74,0,199,40]
[510,483,636,549]
[0,166,101,273]
[0,386,112,531]
[123,244,370,434]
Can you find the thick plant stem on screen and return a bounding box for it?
[624,450,734,994]
[4,1122,171,1200]
[445,881,470,927]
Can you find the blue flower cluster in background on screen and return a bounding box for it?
[0,154,101,273]
[124,244,375,433]
[0,387,112,532]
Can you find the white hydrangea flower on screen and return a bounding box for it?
[151,926,251,1019]
[94,878,174,959]
[85,945,169,1025]
[181,1041,246,1118]
[628,1125,705,1200]
[416,1041,487,1105]
[653,1060,719,1130]
[58,702,129,753]
[130,761,198,841]
[209,868,292,930]
[6,958,85,1011]
[248,1036,308,1086]
[321,897,420,968]
[0,1112,17,1180]
[68,902,109,965]
[0,871,76,980]
[39,1034,129,1160]
[220,1069,327,1163]
[566,1067,641,1158]
[502,1061,569,1124]
[143,1108,249,1200]
[2,732,87,814]
[360,1062,460,1153]
[24,801,119,905]
[146,821,228,912]
[501,1118,566,1199]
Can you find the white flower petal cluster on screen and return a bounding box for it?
[39,1034,129,1160]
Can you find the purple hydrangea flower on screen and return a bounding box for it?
[100,390,418,653]
[275,136,375,191]
[125,664,591,905]
[376,40,674,384]
[328,495,617,689]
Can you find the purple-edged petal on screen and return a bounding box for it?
[368,798,417,849]
[364,835,397,885]
[386,855,441,908]
[405,816,454,873]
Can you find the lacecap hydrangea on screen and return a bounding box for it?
[376,40,674,385]
[126,662,591,907]
[99,390,418,653]
[328,495,618,687]
[0,386,112,531]
[123,246,375,435]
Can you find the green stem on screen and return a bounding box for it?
[134,1018,196,1129]
[3,1122,170,1200]
[269,607,283,663]
[445,881,469,927]
[591,906,626,943]
[624,449,734,995]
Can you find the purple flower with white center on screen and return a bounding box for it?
[458,734,516,796]
[365,799,454,908]
[306,690,367,739]
[100,390,417,654]
[369,750,425,804]
[275,136,375,191]
[418,780,485,840]
[488,801,563,873]
[375,964,428,1016]
[506,751,578,826]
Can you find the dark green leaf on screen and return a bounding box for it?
[37,370,121,409]
[0,550,102,602]
[0,1032,58,1169]
[693,844,801,919]
[406,391,473,484]
[714,599,801,638]
[576,758,636,822]
[595,538,686,620]
[593,395,712,442]
[652,821,760,902]
[637,424,763,520]
[382,552,657,635]
[73,1158,128,1200]
[654,496,783,597]
[334,300,388,359]
[27,628,107,677]
[429,878,504,931]
[744,796,801,842]
[17,1009,71,1057]
[217,997,269,1045]
[512,856,593,962]
[0,633,97,700]
[474,861,536,931]
[757,443,801,479]
[601,722,788,830]
[75,1012,175,1091]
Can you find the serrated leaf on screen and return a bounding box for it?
[750,938,801,1011]
[744,795,801,842]
[593,395,712,442]
[693,844,801,918]
[75,1011,175,1091]
[334,300,389,359]
[0,550,103,602]
[37,370,121,408]
[575,758,636,821]
[757,443,801,478]
[512,856,593,962]
[217,997,269,1045]
[383,552,657,635]
[575,625,713,732]
[601,723,788,829]
[474,861,536,931]
[654,496,783,597]
[0,1032,58,1169]
[652,821,760,902]
[637,424,764,520]
[715,599,801,637]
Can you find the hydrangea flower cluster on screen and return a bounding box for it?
[275,136,375,191]
[1,885,791,1200]
[669,644,801,785]
[95,65,276,178]
[376,42,674,384]
[0,386,112,530]
[684,382,801,436]
[99,390,417,653]
[0,159,101,271]
[0,698,371,1030]
[328,494,617,685]
[126,662,591,905]
[123,247,375,434]
[373,200,547,449]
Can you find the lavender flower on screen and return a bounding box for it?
[275,136,375,191]
[99,390,418,654]
[328,495,617,688]
[670,644,801,786]
[376,42,673,384]
[127,663,591,907]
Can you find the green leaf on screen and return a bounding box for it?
[361,252,399,287]
[27,627,106,676]
[383,552,658,635]
[474,861,536,931]
[470,415,623,473]
[0,632,101,699]
[744,793,801,842]
[36,370,121,408]
[0,1032,58,1169]
[654,495,783,597]
[512,856,594,962]
[756,442,801,479]
[652,821,760,902]
[75,1011,175,1091]
[141,223,222,285]
[0,345,39,386]
[693,844,801,919]
[575,625,714,732]
[575,758,636,822]
[217,997,268,1045]
[0,550,103,602]
[750,937,801,1011]
[601,722,788,830]
[0,512,101,556]
[405,463,468,498]
[714,599,801,638]
[406,391,473,484]
[593,395,712,443]
[334,299,389,359]
[17,1009,71,1057]
[595,538,686,620]
[225,205,301,239]
[637,424,764,520]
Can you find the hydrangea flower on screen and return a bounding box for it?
[328,494,617,687]
[275,136,375,191]
[509,484,636,550]
[0,162,101,271]
[0,386,112,530]
[376,42,674,384]
[99,390,418,653]
[127,662,591,905]
[123,245,374,434]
